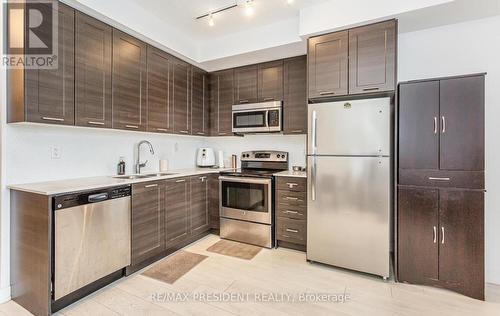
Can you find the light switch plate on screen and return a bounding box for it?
[51,146,61,159]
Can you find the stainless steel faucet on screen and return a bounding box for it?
[135,140,155,174]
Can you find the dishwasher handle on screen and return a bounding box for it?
[88,193,109,203]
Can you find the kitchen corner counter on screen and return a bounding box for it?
[274,170,307,178]
[8,168,231,196]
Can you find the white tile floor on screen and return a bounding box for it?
[2,234,499,316]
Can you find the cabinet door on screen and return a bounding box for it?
[209,174,220,230]
[211,70,234,136]
[439,76,485,171]
[398,187,439,285]
[165,178,190,247]
[439,189,484,300]
[283,56,307,134]
[147,46,173,133]
[191,67,209,136]
[131,182,165,266]
[258,60,283,102]
[399,81,440,170]
[234,65,258,104]
[112,30,147,131]
[172,60,190,135]
[307,31,348,99]
[75,13,111,128]
[25,3,74,125]
[349,20,396,94]
[190,176,210,234]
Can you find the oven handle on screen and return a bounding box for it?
[219,176,272,185]
[265,110,269,128]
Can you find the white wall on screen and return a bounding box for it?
[398,15,500,284]
[206,135,307,169]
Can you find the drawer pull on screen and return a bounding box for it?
[239,100,249,103]
[284,210,299,214]
[219,133,227,135]
[428,177,450,181]
[286,183,298,188]
[125,125,139,129]
[196,132,205,135]
[284,197,302,201]
[199,176,207,181]
[176,179,186,183]
[319,91,335,96]
[179,130,189,134]
[157,128,168,132]
[263,97,275,101]
[145,184,158,188]
[363,87,380,92]
[285,228,299,233]
[88,121,104,125]
[42,117,64,122]
[290,130,303,133]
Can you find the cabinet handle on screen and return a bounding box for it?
[176,179,186,183]
[219,132,227,135]
[428,177,450,181]
[286,183,298,188]
[433,117,438,134]
[199,176,207,181]
[441,116,446,133]
[362,87,380,92]
[179,130,189,134]
[196,132,205,135]
[263,97,275,101]
[239,100,249,103]
[125,125,139,129]
[42,117,64,122]
[88,121,104,126]
[290,130,303,133]
[145,184,158,188]
[157,128,168,132]
[285,228,299,233]
[284,210,299,214]
[433,226,437,243]
[284,197,299,201]
[441,227,445,244]
[319,91,335,96]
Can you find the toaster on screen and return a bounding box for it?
[196,148,216,167]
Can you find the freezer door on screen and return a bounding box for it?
[307,156,390,278]
[307,98,391,156]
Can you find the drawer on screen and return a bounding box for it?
[277,191,306,207]
[277,177,307,192]
[277,204,307,220]
[277,218,306,245]
[399,169,484,190]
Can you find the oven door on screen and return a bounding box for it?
[232,109,270,133]
[219,176,272,224]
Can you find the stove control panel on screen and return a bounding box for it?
[241,151,288,162]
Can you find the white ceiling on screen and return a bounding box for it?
[130,0,328,41]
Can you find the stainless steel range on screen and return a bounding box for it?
[219,151,288,248]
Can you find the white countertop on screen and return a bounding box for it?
[8,168,232,196]
[273,170,307,178]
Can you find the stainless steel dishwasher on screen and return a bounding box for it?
[53,186,131,300]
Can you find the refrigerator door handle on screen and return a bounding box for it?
[311,156,317,201]
[312,110,318,154]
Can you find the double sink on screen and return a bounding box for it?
[113,172,177,180]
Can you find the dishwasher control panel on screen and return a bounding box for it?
[53,186,131,210]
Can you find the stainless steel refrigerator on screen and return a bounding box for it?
[307,97,391,279]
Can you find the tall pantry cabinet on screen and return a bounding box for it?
[397,74,485,300]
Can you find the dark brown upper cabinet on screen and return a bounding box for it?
[165,178,190,248]
[147,46,173,134]
[190,175,210,235]
[191,67,209,136]
[112,30,147,131]
[439,76,485,171]
[22,3,75,125]
[131,181,165,266]
[399,74,485,173]
[210,70,234,136]
[172,59,191,135]
[308,30,348,99]
[283,56,307,134]
[75,13,112,128]
[349,20,396,94]
[258,60,283,102]
[234,65,258,104]
[399,81,440,170]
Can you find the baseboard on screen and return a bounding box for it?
[0,286,11,303]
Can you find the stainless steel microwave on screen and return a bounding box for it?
[232,101,282,133]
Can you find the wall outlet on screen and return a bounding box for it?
[51,146,61,159]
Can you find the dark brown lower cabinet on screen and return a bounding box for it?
[398,186,484,300]
[165,178,190,247]
[131,181,165,266]
[276,177,307,251]
[190,175,210,234]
